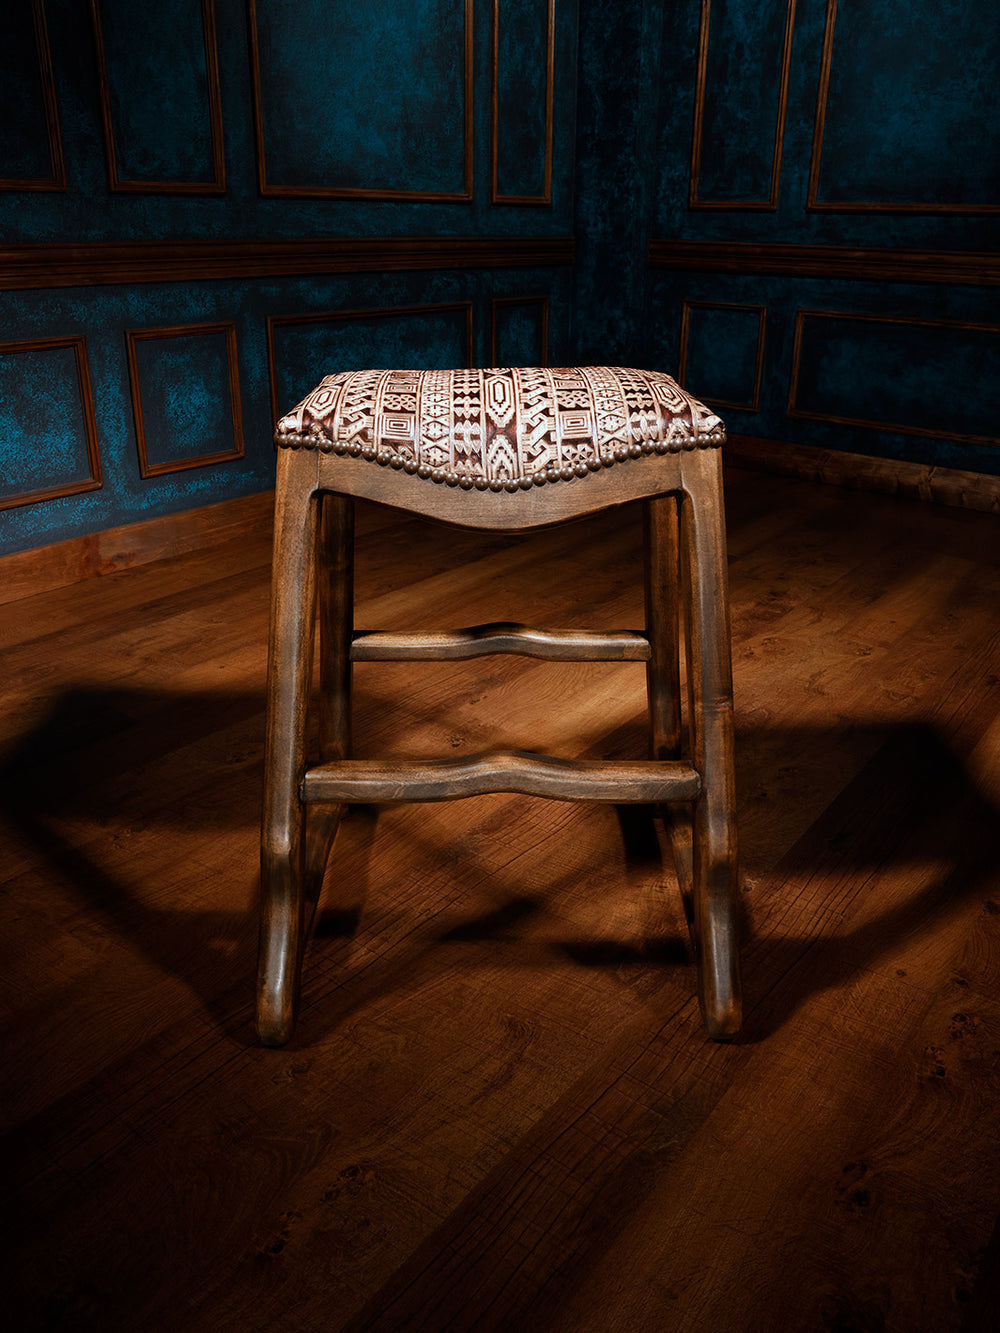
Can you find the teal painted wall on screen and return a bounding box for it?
[3,1,999,557]
[573,0,999,476]
[1,0,576,555]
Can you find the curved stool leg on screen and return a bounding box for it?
[299,494,356,912]
[680,450,742,1039]
[257,449,320,1046]
[644,495,682,761]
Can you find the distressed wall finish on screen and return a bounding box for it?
[788,312,1000,444]
[809,0,1000,212]
[690,0,796,208]
[636,0,1000,476]
[126,323,244,476]
[571,0,663,365]
[0,337,101,506]
[0,1,64,188]
[493,0,554,202]
[267,304,475,422]
[92,0,224,191]
[6,0,1000,560]
[678,301,766,412]
[0,0,576,556]
[249,0,472,199]
[492,296,549,365]
[0,268,572,553]
[0,0,577,242]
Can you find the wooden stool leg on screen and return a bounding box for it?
[257,449,320,1046]
[300,494,355,910]
[679,450,742,1039]
[319,493,354,764]
[644,495,683,760]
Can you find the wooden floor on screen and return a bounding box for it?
[3,468,1000,1332]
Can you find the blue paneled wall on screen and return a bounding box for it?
[3,0,998,558]
[1,0,574,555]
[638,0,1000,477]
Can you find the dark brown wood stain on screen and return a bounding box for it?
[2,466,999,1331]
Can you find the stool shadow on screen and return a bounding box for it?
[1,685,998,1044]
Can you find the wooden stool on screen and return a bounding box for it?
[259,367,741,1044]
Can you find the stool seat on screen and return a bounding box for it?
[276,366,725,492]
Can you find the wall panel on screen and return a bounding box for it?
[126,322,244,477]
[267,304,476,422]
[788,310,1000,446]
[0,337,101,510]
[249,0,473,200]
[90,0,224,192]
[0,0,64,191]
[689,0,797,208]
[678,300,766,411]
[493,0,555,203]
[490,296,549,364]
[809,0,1000,212]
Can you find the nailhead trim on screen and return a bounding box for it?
[274,425,725,491]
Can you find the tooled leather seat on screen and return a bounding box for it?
[275,366,725,492]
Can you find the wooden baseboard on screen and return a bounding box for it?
[725,436,1000,515]
[6,437,997,607]
[0,489,275,605]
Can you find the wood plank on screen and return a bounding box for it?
[2,469,1000,1331]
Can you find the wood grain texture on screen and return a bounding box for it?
[0,236,575,291]
[302,751,702,804]
[648,239,1000,287]
[351,624,651,662]
[2,467,1000,1330]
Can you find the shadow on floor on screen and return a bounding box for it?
[2,683,999,1045]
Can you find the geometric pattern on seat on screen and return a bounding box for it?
[275,365,725,493]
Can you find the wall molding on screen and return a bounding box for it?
[648,240,1000,287]
[0,335,103,511]
[266,302,476,424]
[689,0,797,210]
[787,308,1000,447]
[90,0,225,195]
[807,0,999,214]
[490,295,550,364]
[491,0,556,205]
[0,236,575,291]
[725,434,1000,515]
[677,299,767,412]
[126,321,245,477]
[0,0,66,193]
[248,0,474,201]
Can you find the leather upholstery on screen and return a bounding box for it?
[275,366,724,493]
